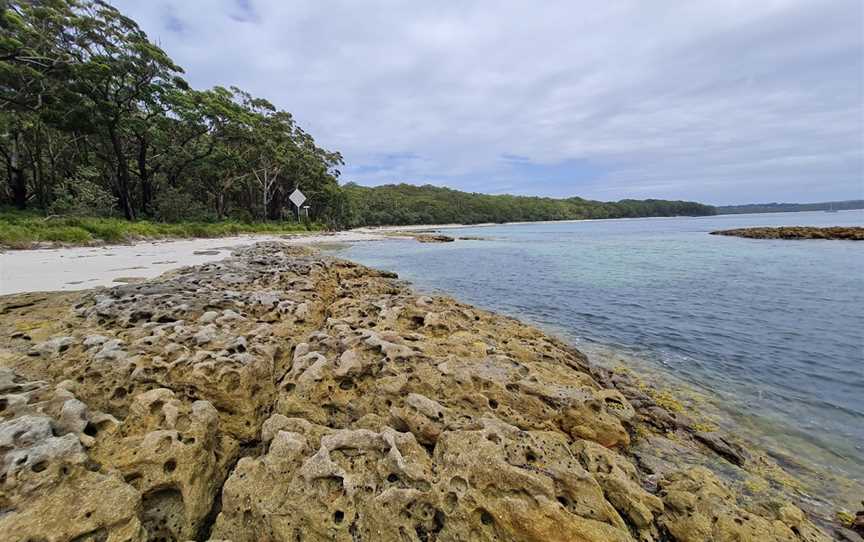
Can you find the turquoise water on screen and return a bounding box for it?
[337,211,864,492]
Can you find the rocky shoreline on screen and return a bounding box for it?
[710,226,864,240]
[0,243,856,541]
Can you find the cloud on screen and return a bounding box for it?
[113,0,863,204]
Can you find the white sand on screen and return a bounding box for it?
[0,231,387,296]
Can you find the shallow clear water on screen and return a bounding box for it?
[337,211,864,493]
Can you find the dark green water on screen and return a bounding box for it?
[337,211,864,501]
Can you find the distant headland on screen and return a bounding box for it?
[714,200,864,215]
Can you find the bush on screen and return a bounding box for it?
[49,168,117,217]
[226,208,256,223]
[0,206,322,249]
[77,218,130,243]
[153,187,214,223]
[39,226,93,244]
[0,223,32,248]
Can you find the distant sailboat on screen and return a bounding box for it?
[826,202,838,213]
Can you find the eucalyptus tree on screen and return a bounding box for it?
[0,0,81,208]
[64,1,184,219]
[0,0,351,225]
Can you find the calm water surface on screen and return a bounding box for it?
[337,211,864,498]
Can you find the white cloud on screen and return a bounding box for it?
[114,0,863,204]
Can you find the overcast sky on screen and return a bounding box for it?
[114,0,862,205]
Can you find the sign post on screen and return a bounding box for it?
[289,188,306,221]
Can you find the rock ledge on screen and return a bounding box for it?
[710,226,864,240]
[0,243,837,541]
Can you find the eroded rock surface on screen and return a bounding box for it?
[0,369,146,541]
[0,243,834,541]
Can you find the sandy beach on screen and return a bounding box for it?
[0,230,388,295]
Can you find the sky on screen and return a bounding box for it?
[113,0,863,205]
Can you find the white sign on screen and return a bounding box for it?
[289,188,306,208]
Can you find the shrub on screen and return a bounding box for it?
[39,226,93,244]
[0,223,32,248]
[153,187,214,223]
[49,168,117,217]
[77,218,129,243]
[0,207,322,248]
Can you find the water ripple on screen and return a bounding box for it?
[341,211,864,480]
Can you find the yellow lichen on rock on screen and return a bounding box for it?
[658,468,827,542]
[0,369,146,541]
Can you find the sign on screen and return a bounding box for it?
[289,188,306,208]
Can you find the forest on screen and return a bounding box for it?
[1,0,713,233]
[0,0,346,225]
[341,183,715,227]
[715,200,864,214]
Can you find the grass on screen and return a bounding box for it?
[0,209,322,249]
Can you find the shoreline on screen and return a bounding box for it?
[3,208,861,254]
[357,208,864,232]
[0,229,389,252]
[576,340,864,507]
[0,231,394,295]
[0,241,854,540]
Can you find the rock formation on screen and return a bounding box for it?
[414,233,456,243]
[0,243,838,541]
[710,226,864,240]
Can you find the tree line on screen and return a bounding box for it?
[341,183,716,227]
[1,1,715,230]
[716,200,864,214]
[0,0,346,224]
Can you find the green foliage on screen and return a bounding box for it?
[716,200,864,214]
[39,225,93,244]
[0,0,345,224]
[0,208,321,248]
[341,183,716,227]
[152,186,213,223]
[48,167,117,216]
[0,221,36,248]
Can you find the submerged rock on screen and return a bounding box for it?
[693,431,750,466]
[658,468,827,542]
[0,242,834,541]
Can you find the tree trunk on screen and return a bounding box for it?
[137,134,153,216]
[262,170,268,221]
[117,165,134,220]
[9,131,26,209]
[108,125,135,220]
[136,135,155,215]
[32,134,47,210]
